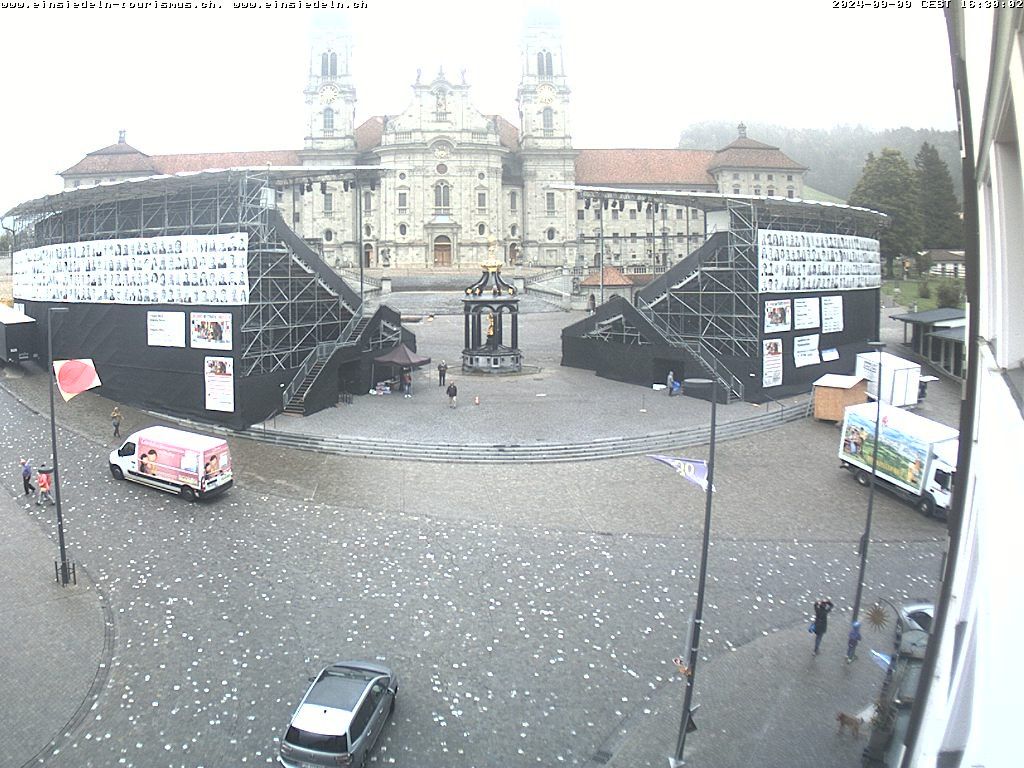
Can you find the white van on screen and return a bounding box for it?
[109,426,233,500]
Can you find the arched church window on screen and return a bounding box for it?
[434,182,451,210]
[324,229,334,242]
[542,108,554,135]
[321,52,329,77]
[329,52,338,77]
[399,223,408,236]
[323,107,334,133]
[478,223,486,236]
[545,51,553,77]
[537,51,545,77]
[546,227,556,241]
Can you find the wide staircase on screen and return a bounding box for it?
[632,233,747,402]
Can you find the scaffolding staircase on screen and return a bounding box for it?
[281,309,375,415]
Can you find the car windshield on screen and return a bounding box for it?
[285,726,348,754]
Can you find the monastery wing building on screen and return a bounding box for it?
[59,15,807,273]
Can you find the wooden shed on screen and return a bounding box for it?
[812,374,868,421]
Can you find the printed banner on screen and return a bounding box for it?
[757,229,881,293]
[147,311,186,348]
[821,295,845,333]
[764,299,792,333]
[204,356,234,412]
[762,339,783,388]
[648,454,715,492]
[13,232,249,306]
[793,297,821,330]
[793,334,821,368]
[840,409,929,492]
[190,312,232,351]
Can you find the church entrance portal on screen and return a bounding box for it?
[434,236,452,267]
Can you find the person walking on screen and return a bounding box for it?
[20,459,35,496]
[666,370,675,396]
[438,360,448,387]
[36,469,54,506]
[111,406,123,439]
[846,620,862,663]
[812,597,834,655]
[446,381,458,409]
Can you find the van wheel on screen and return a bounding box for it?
[180,486,197,502]
[917,494,936,518]
[856,470,870,486]
[110,465,124,480]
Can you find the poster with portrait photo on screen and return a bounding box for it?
[204,356,234,412]
[764,299,792,333]
[147,311,186,348]
[793,297,821,330]
[762,338,783,388]
[793,334,821,368]
[756,229,881,293]
[190,312,232,351]
[12,232,249,306]
[821,295,845,333]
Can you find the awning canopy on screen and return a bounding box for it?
[373,343,431,368]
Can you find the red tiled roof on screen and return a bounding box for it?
[355,116,385,152]
[61,142,158,176]
[580,266,635,287]
[492,115,520,151]
[574,149,717,186]
[152,150,300,174]
[707,135,807,172]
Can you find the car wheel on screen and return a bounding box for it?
[856,470,870,486]
[110,464,124,480]
[180,486,197,502]
[917,494,935,518]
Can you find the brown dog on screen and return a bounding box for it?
[836,712,862,738]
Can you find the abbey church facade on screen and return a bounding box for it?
[60,17,808,272]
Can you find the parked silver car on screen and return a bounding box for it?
[279,660,398,768]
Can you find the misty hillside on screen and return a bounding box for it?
[678,122,962,203]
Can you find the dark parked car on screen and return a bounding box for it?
[279,660,398,768]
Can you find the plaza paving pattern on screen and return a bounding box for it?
[0,301,957,767]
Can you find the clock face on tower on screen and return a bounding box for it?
[319,84,340,104]
[537,84,556,104]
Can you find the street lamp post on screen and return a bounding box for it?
[47,306,72,586]
[674,377,718,764]
[849,341,886,651]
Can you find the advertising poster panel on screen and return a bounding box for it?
[821,295,845,333]
[13,232,249,305]
[762,339,783,388]
[764,299,792,333]
[757,229,880,293]
[793,297,821,330]
[190,312,232,350]
[204,356,234,412]
[793,334,821,368]
[147,311,186,348]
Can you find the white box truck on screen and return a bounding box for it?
[855,351,922,407]
[839,402,957,518]
[109,426,233,501]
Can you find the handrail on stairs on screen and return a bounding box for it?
[281,308,366,408]
[635,298,745,401]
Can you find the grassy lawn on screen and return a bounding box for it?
[881,278,964,312]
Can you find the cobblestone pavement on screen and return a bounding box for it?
[0,301,957,768]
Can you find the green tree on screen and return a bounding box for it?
[936,281,963,308]
[915,142,963,252]
[848,149,922,278]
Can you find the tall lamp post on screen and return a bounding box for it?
[849,341,885,648]
[47,306,72,586]
[674,377,718,764]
